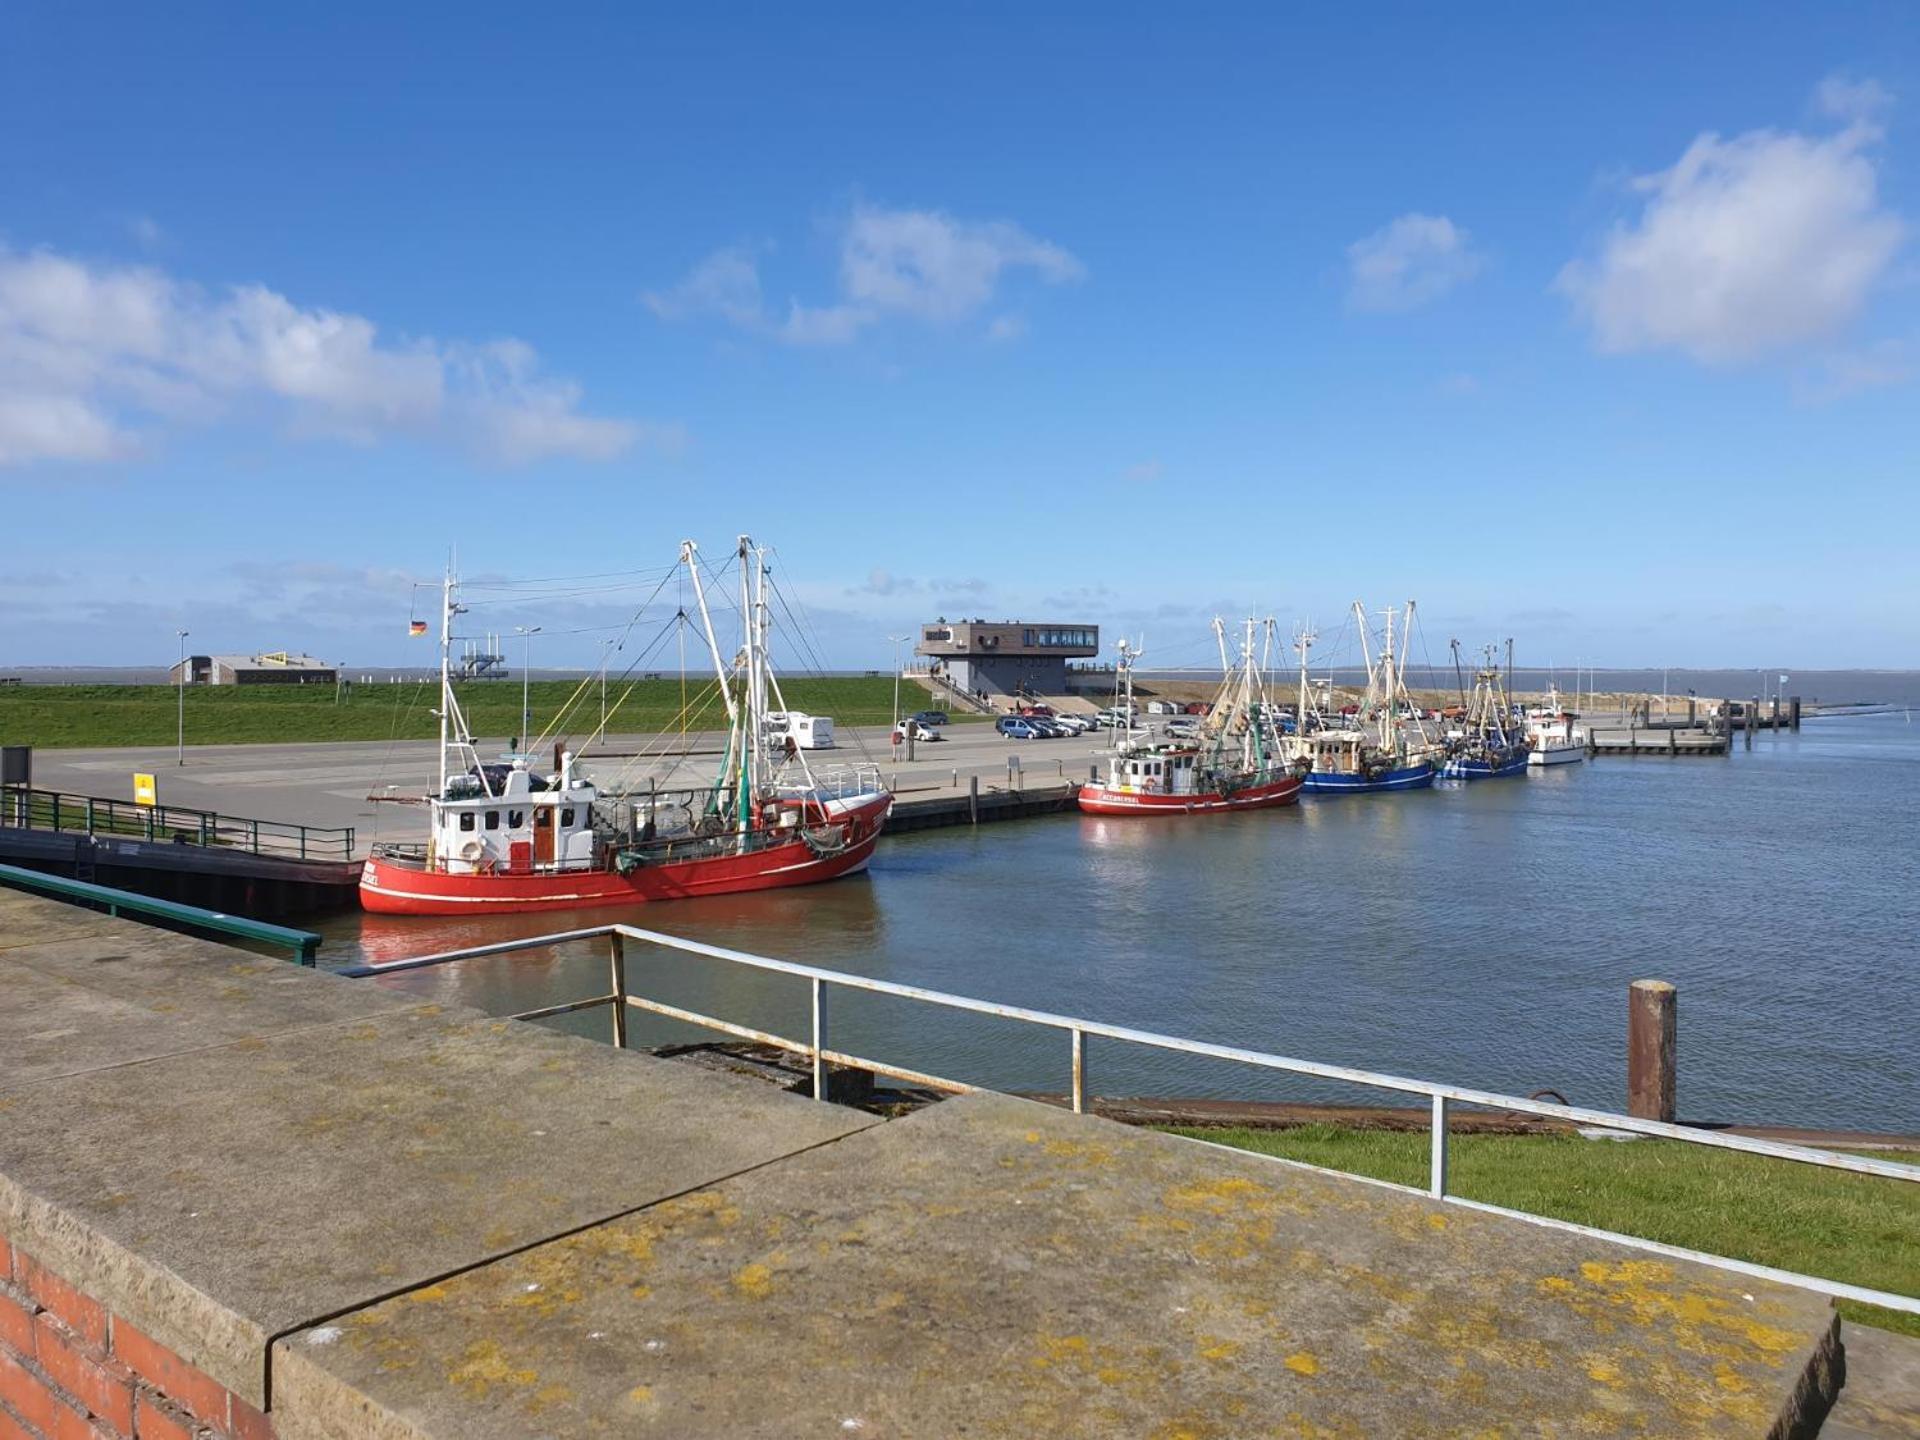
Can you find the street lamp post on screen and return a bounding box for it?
[175,629,190,766]
[515,625,542,750]
[600,637,621,733]
[887,634,909,735]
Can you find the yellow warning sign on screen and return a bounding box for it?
[133,773,157,807]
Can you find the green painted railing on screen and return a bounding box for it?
[0,784,354,862]
[0,862,321,966]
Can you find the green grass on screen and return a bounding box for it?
[0,677,975,749]
[1165,1124,1920,1337]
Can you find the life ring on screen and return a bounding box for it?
[458,838,485,863]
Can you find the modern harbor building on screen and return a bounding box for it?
[169,651,337,686]
[916,619,1099,698]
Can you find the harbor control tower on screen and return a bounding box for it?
[916,619,1099,699]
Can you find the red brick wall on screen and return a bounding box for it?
[0,1239,271,1440]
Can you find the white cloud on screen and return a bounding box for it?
[1815,74,1894,126]
[1346,214,1484,312]
[1793,339,1913,402]
[1556,79,1906,365]
[1122,458,1164,484]
[986,314,1026,343]
[648,202,1082,345]
[0,246,656,467]
[641,245,763,328]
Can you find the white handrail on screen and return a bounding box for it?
[338,922,1920,1316]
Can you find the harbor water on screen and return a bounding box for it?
[317,713,1920,1133]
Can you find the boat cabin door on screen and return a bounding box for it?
[533,806,556,866]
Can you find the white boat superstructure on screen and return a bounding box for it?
[1525,687,1587,766]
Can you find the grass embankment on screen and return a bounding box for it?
[0,677,960,749]
[1168,1125,1920,1337]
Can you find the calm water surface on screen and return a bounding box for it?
[318,714,1920,1131]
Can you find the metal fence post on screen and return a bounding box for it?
[811,975,828,1103]
[608,932,628,1049]
[1071,1027,1086,1115]
[84,798,95,834]
[1429,1094,1449,1199]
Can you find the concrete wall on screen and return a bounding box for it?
[943,654,1070,698]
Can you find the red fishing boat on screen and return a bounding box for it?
[360,537,893,916]
[1078,623,1305,817]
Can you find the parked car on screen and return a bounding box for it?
[893,720,942,743]
[1033,717,1071,737]
[910,709,949,727]
[997,716,1044,739]
[1017,702,1056,718]
[1051,714,1091,735]
[1184,702,1210,715]
[1165,718,1201,740]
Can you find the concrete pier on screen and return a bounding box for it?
[0,892,1860,1436]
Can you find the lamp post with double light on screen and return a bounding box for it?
[175,629,190,766]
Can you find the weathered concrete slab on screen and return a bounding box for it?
[0,1001,877,1409]
[0,922,421,1087]
[274,1092,1839,1439]
[1826,1325,1920,1438]
[0,887,126,948]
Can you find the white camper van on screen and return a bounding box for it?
[764,711,836,750]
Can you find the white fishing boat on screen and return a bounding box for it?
[1525,687,1586,766]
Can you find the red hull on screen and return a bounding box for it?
[1076,774,1301,816]
[360,795,891,915]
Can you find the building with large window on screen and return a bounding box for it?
[915,620,1099,699]
[169,652,337,686]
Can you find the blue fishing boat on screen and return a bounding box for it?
[1282,602,1442,795]
[1439,640,1529,780]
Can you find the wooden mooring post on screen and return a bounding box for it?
[1627,980,1677,1122]
[968,774,979,825]
[1790,695,1802,731]
[1747,698,1757,750]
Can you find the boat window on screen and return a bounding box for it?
[508,809,524,828]
[458,812,475,832]
[485,810,500,830]
[561,807,576,827]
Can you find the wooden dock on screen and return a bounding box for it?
[1586,726,1730,756]
[887,779,1081,831]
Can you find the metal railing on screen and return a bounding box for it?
[0,862,322,964]
[1,785,354,862]
[338,923,1920,1317]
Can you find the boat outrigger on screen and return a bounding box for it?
[1078,625,1305,816]
[359,537,892,916]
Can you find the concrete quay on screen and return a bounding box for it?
[0,889,1879,1437]
[19,722,1110,858]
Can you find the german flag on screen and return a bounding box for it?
[409,620,428,636]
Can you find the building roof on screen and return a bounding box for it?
[198,653,335,671]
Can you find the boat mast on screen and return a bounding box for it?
[737,534,757,828]
[437,564,453,795]
[1295,622,1315,735]
[1351,600,1373,723]
[1380,604,1397,751]
[681,539,743,817]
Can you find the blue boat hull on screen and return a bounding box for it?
[1441,750,1530,780]
[1300,761,1435,794]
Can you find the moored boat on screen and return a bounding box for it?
[1439,640,1529,780]
[1281,603,1440,794]
[1078,625,1304,816]
[360,537,892,916]
[1525,687,1587,766]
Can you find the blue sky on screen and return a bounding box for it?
[2,3,1916,672]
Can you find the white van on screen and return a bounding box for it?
[764,712,836,750]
